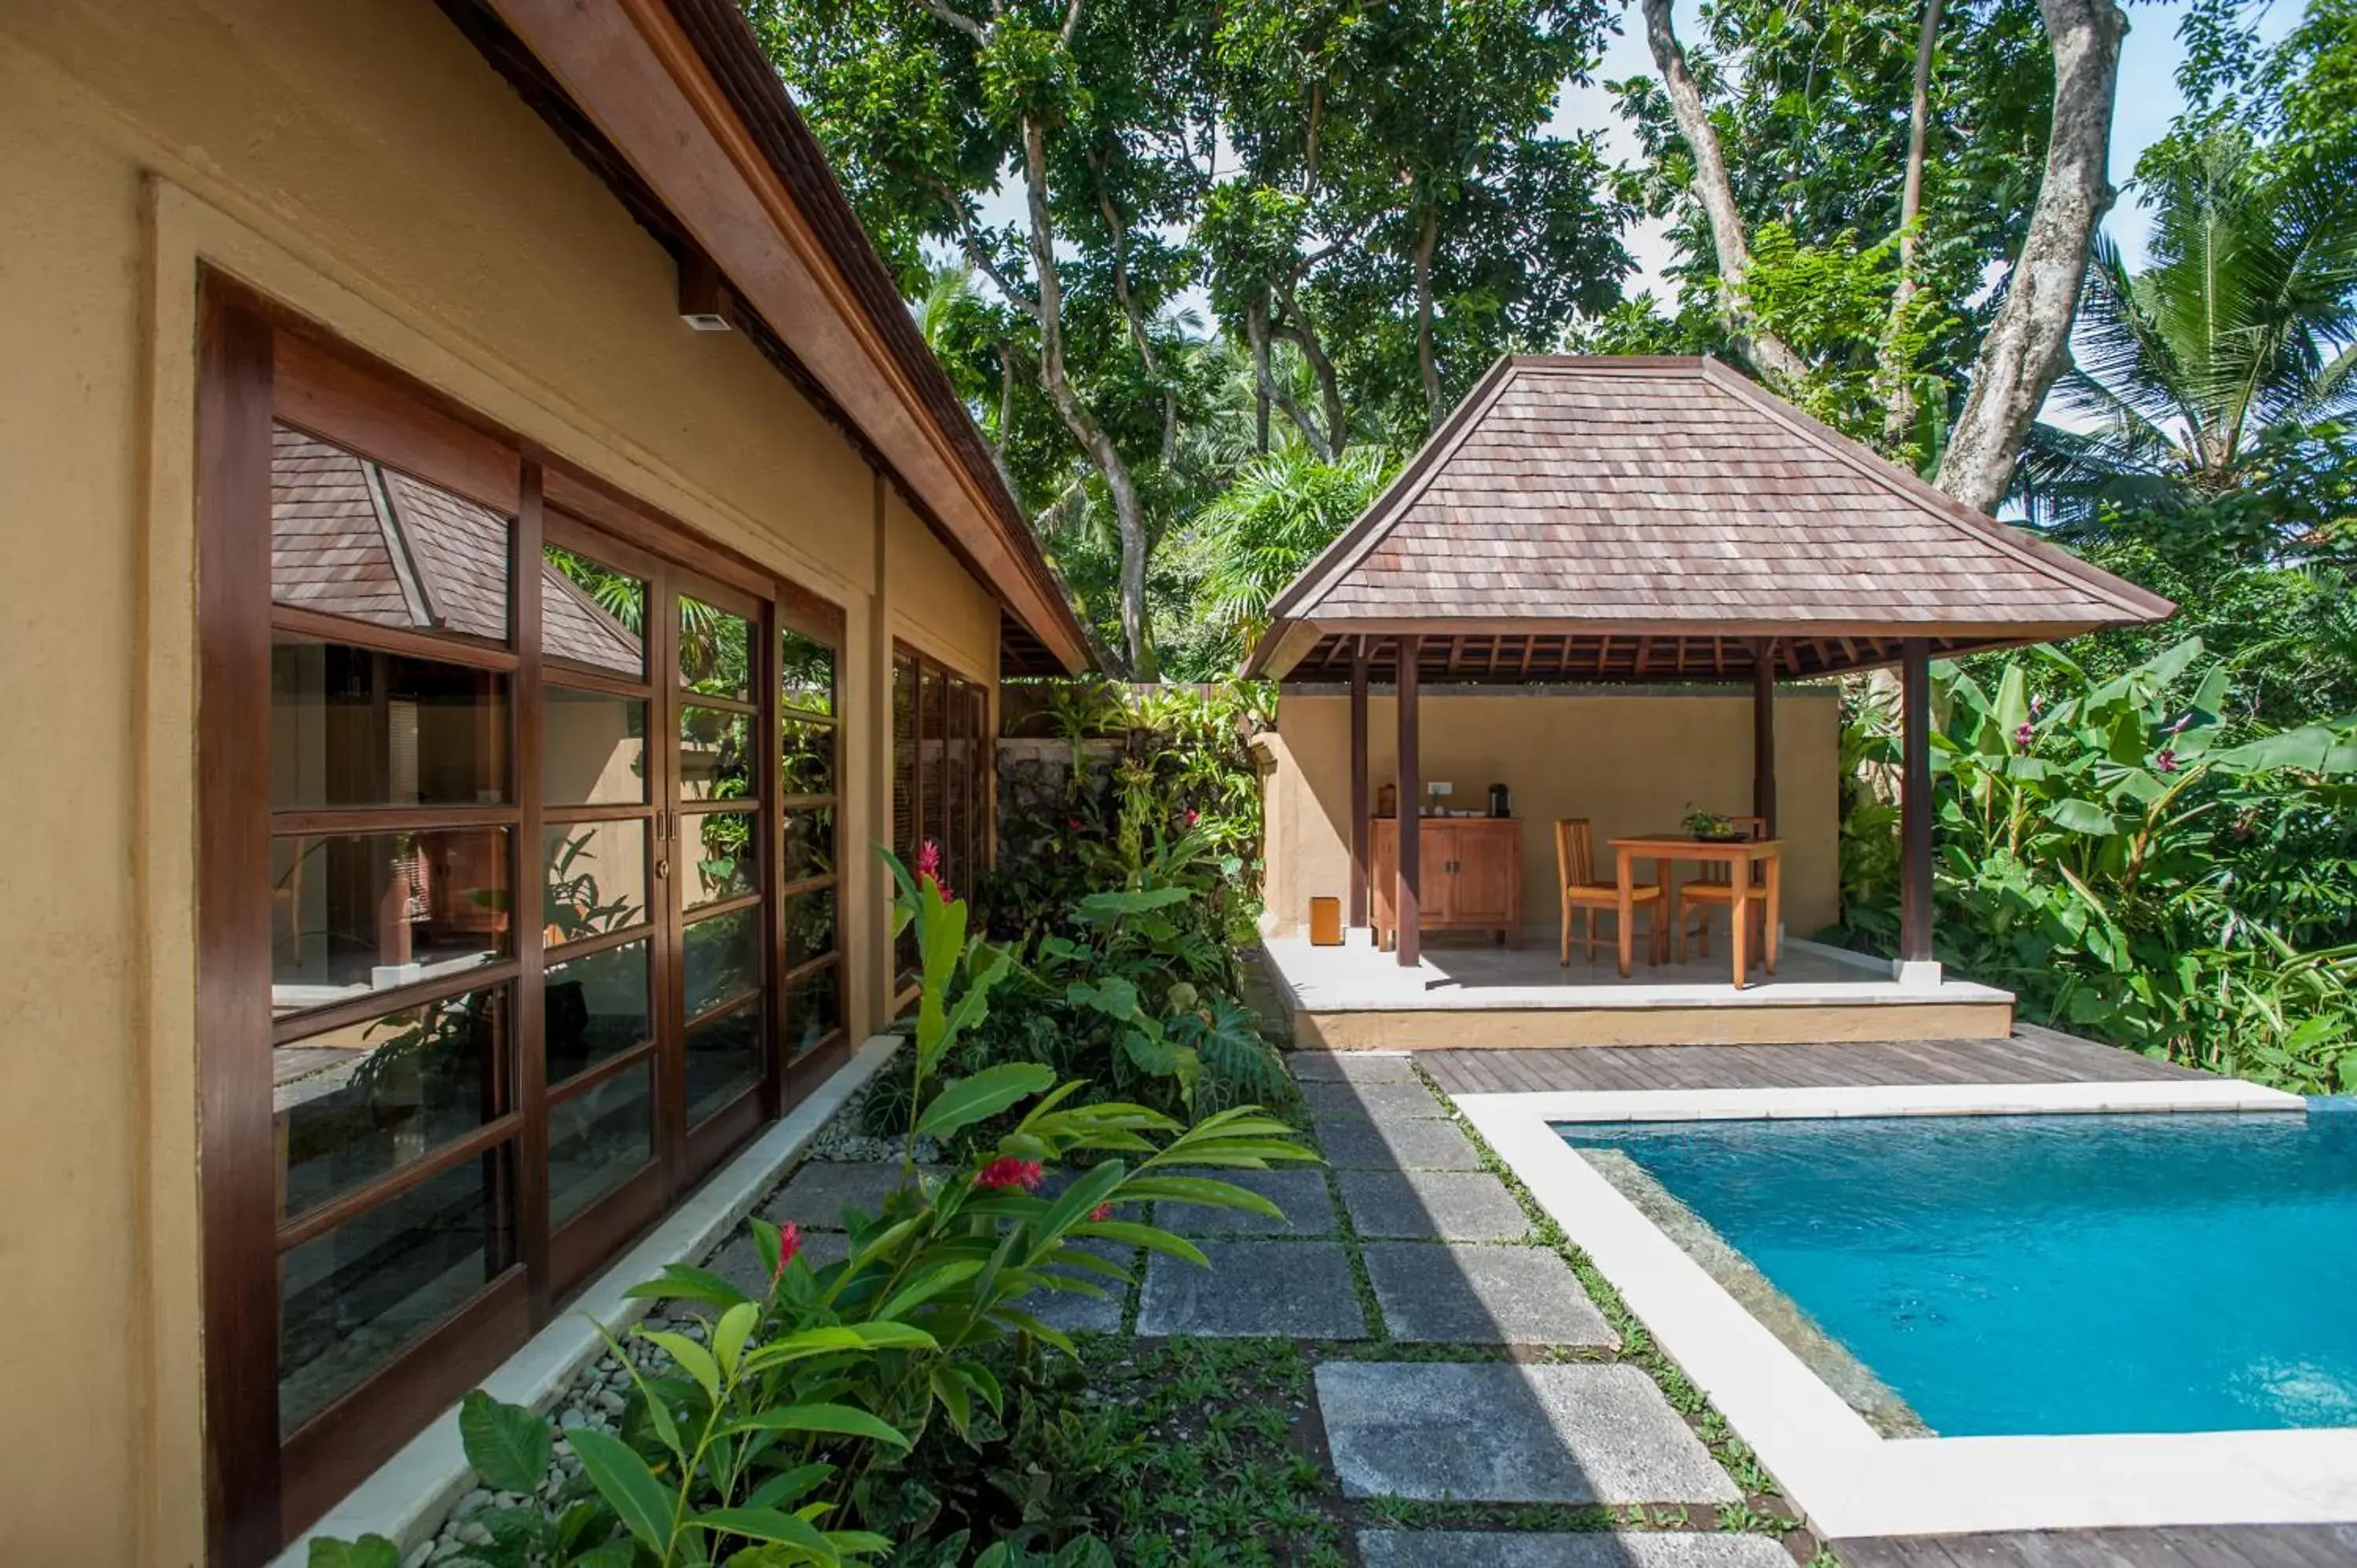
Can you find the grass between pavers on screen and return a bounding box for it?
[1395,1057,1835,1567]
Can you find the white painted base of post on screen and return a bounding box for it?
[1893,958,1945,991]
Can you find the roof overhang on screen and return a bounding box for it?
[457,0,1091,674]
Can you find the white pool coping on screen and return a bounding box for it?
[276,1033,901,1565]
[1456,1079,2357,1541]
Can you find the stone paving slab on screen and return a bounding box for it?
[1157,1166,1336,1236]
[1358,1531,1792,1568]
[1316,1361,1738,1504]
[761,1160,941,1230]
[1362,1243,1618,1346]
[1339,1170,1530,1241]
[1287,1052,1419,1084]
[1026,1237,1135,1335]
[1318,1114,1484,1171]
[1138,1240,1367,1339]
[1303,1079,1450,1123]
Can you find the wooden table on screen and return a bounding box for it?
[1607,836,1783,986]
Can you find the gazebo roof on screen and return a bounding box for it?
[1247,356,2172,683]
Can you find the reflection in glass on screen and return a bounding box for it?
[270,830,508,1014]
[784,886,837,969]
[780,716,835,800]
[779,628,835,716]
[686,1004,763,1125]
[786,962,841,1058]
[680,597,753,702]
[272,636,508,809]
[684,905,761,1018]
[544,940,651,1086]
[679,705,753,800]
[548,1065,654,1225]
[543,546,647,677]
[684,809,757,912]
[279,1142,511,1436]
[781,806,837,885]
[274,987,508,1222]
[271,423,511,641]
[544,688,646,805]
[542,822,647,944]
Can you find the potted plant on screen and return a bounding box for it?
[1681,808,1742,842]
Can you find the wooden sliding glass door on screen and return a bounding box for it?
[197,284,847,1563]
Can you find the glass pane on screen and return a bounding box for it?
[542,821,647,944]
[779,628,835,716]
[271,830,508,1014]
[273,636,509,809]
[921,665,948,851]
[548,1064,654,1226]
[679,705,753,801]
[680,596,753,702]
[544,940,651,1086]
[684,905,761,1018]
[683,809,757,912]
[784,886,837,969]
[544,688,646,805]
[891,658,917,863]
[543,545,646,676]
[780,716,835,800]
[781,806,837,885]
[274,987,509,1222]
[786,962,841,1059]
[272,423,511,642]
[279,1141,511,1437]
[686,1004,763,1125]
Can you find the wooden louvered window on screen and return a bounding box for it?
[198,287,852,1563]
[891,643,991,1005]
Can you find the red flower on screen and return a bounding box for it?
[2156,748,2179,775]
[915,840,952,903]
[1067,815,1084,831]
[974,1157,1045,1192]
[1184,808,1200,827]
[1088,1203,1114,1222]
[770,1222,801,1286]
[2014,721,2034,749]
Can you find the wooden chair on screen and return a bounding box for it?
[1555,819,1663,966]
[1673,815,1768,964]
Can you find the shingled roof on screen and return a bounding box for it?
[1248,356,2172,684]
[271,424,643,673]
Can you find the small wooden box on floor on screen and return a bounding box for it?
[1371,817,1522,946]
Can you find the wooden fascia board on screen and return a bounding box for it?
[486,0,1088,673]
[1283,614,2148,641]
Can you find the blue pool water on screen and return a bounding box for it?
[1559,1108,2357,1436]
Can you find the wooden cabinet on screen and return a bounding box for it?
[1370,817,1522,946]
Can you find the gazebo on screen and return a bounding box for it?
[1245,355,2173,979]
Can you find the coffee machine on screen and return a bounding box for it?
[1488,782,1511,818]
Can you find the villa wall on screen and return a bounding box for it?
[1262,686,1845,943]
[0,4,1000,1560]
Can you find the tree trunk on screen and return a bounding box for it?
[1640,0,1810,389]
[1021,115,1153,672]
[1934,0,2125,515]
[1248,299,1336,460]
[1412,204,1444,430]
[1878,0,1944,451]
[1274,282,1351,456]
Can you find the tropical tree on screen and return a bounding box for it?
[1179,445,1391,667]
[2021,132,2357,549]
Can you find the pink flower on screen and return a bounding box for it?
[2156,749,2179,775]
[1184,808,1200,827]
[974,1157,1044,1192]
[770,1222,801,1286]
[1067,815,1084,831]
[915,840,951,903]
[1088,1203,1115,1222]
[2014,721,2034,749]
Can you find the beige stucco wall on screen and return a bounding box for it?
[0,4,1005,1562]
[1263,687,1844,943]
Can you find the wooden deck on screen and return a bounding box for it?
[1835,1523,2357,1566]
[1417,1023,2195,1095]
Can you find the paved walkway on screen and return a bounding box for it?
[703,1050,1807,1564]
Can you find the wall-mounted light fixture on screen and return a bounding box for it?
[677,250,733,332]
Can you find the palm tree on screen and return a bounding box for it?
[2021,132,2357,544]
[1189,445,1391,659]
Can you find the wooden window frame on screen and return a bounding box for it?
[196,278,852,1564]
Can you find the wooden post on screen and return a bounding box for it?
[1900,639,1934,967]
[1395,635,1421,968]
[1752,637,1777,836]
[1349,639,1370,929]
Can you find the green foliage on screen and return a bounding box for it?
[1831,639,2357,1091]
[1172,445,1391,673]
[313,855,1313,1567]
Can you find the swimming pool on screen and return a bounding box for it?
[1558,1108,2357,1438]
